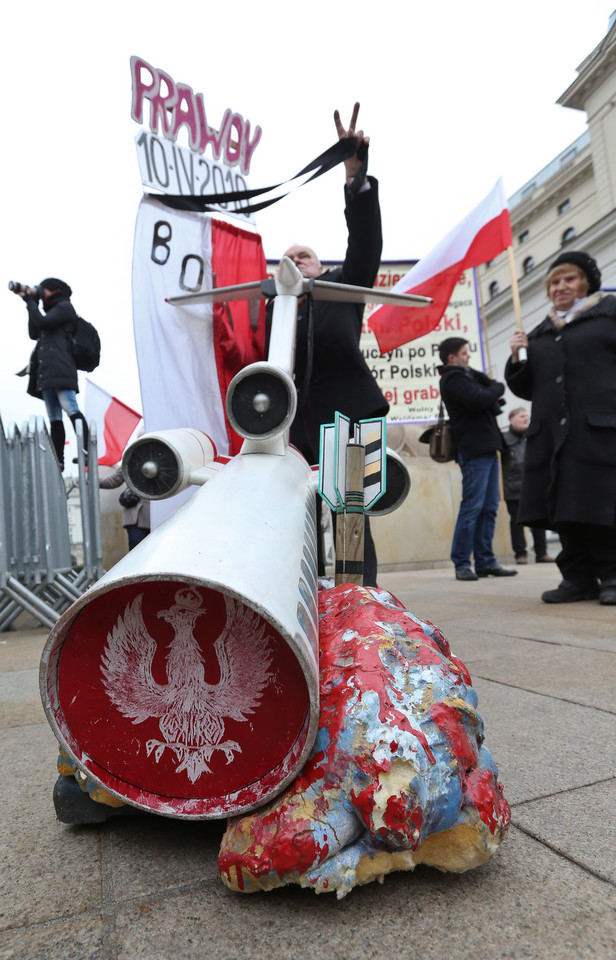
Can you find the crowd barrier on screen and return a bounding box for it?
[0,415,103,631]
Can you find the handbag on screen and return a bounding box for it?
[419,400,455,463]
[119,486,140,508]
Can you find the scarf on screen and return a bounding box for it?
[548,291,603,329]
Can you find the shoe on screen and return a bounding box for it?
[455,568,479,581]
[599,580,616,605]
[476,566,518,577]
[536,555,555,563]
[541,580,599,604]
[516,556,528,565]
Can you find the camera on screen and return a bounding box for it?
[8,281,40,298]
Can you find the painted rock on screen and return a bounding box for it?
[219,583,510,898]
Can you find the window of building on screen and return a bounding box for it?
[558,198,571,215]
[523,256,535,275]
[489,281,500,299]
[518,230,529,244]
[561,226,576,245]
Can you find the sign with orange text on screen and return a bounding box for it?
[264,261,485,424]
[362,266,484,423]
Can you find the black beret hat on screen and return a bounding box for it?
[39,277,72,297]
[547,251,601,294]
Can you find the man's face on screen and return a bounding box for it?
[283,244,322,279]
[547,269,588,312]
[448,345,471,367]
[509,410,529,432]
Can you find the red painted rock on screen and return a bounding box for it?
[219,583,510,898]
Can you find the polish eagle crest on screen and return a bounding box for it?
[100,588,274,782]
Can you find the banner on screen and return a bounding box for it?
[361,268,484,422]
[266,260,484,424]
[132,196,266,526]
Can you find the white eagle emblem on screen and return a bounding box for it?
[100,588,274,782]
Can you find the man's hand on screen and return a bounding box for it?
[334,102,369,186]
[510,329,528,362]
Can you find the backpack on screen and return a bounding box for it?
[72,316,101,372]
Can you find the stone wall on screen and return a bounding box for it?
[371,423,510,571]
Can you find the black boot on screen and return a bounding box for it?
[50,420,66,469]
[541,579,599,603]
[599,580,616,605]
[70,413,89,462]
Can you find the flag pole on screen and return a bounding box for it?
[475,267,510,565]
[507,245,527,361]
[475,267,493,378]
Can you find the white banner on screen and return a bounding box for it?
[132,195,228,526]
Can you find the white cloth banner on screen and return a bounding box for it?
[132,195,228,526]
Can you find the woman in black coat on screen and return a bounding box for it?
[22,277,89,469]
[506,251,616,605]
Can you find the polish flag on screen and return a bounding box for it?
[85,380,142,466]
[132,196,267,528]
[368,179,513,353]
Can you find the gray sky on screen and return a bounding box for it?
[1,0,614,452]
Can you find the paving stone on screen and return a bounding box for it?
[467,644,616,712]
[111,828,616,960]
[0,723,103,930]
[0,629,48,673]
[512,778,616,884]
[107,816,226,902]
[471,679,616,805]
[0,915,104,960]
[1,568,614,960]
[0,668,46,727]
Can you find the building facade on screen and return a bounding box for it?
[482,12,616,400]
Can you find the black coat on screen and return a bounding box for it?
[505,294,616,528]
[501,427,526,500]
[277,178,389,461]
[26,291,79,397]
[439,364,505,461]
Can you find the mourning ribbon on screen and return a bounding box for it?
[151,138,367,214]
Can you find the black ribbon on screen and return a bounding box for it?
[152,137,365,215]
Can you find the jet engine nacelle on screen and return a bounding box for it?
[225,361,297,442]
[122,427,221,499]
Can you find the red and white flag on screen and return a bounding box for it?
[132,195,266,527]
[85,380,142,466]
[369,179,513,354]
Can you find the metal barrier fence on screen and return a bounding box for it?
[0,415,104,631]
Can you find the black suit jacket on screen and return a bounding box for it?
[285,177,389,461]
[439,364,505,461]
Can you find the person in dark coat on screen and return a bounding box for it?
[99,466,151,551]
[438,337,516,581]
[501,407,553,564]
[18,278,89,469]
[272,104,388,586]
[506,250,616,605]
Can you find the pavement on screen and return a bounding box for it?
[1,560,615,960]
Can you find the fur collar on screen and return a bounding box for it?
[548,291,604,328]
